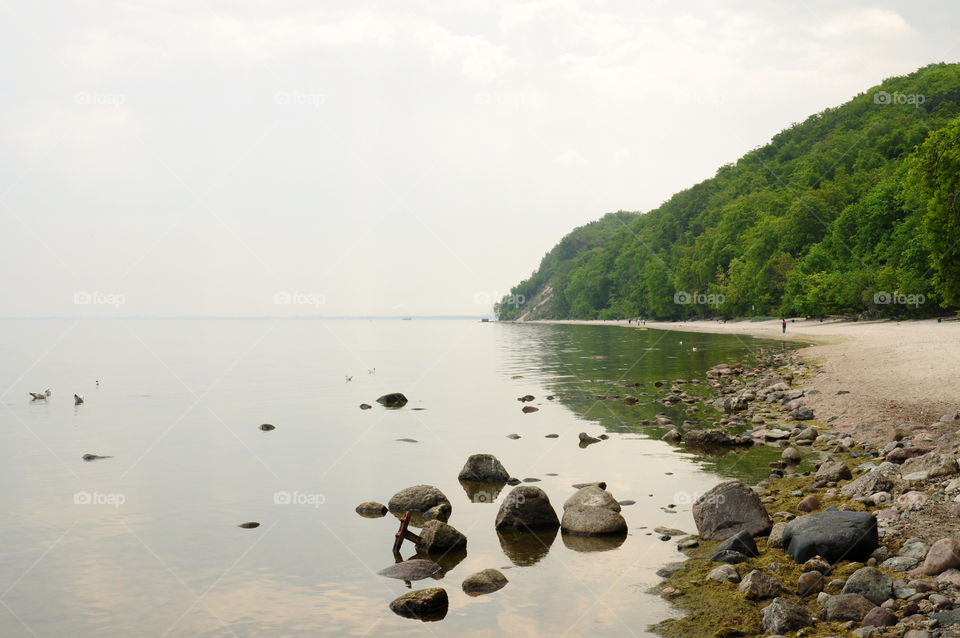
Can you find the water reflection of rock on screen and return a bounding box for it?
[496,528,558,566]
[560,531,627,553]
[459,480,506,503]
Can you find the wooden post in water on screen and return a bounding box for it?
[392,511,421,553]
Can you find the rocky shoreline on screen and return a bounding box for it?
[651,350,960,638]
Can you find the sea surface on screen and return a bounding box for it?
[0,319,795,637]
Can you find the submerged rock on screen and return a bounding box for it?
[377,559,441,581]
[81,453,112,461]
[258,423,276,431]
[461,569,508,596]
[578,432,601,445]
[521,406,539,413]
[237,522,260,529]
[692,480,772,541]
[388,587,448,621]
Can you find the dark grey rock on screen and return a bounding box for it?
[782,508,878,563]
[711,550,749,564]
[709,529,759,561]
[377,392,409,408]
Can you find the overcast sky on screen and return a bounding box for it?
[2,1,959,317]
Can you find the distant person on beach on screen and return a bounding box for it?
[782,318,787,334]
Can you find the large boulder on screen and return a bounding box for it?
[389,485,452,515]
[782,508,878,563]
[692,480,772,541]
[842,566,892,605]
[762,597,812,634]
[416,520,467,553]
[458,454,510,482]
[815,459,852,482]
[560,505,627,536]
[461,569,508,596]
[388,587,448,620]
[495,486,560,530]
[563,486,621,512]
[901,453,959,479]
[822,593,876,622]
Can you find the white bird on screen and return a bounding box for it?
[29,388,51,401]
[691,347,698,352]
[345,375,353,382]
[74,394,84,405]
[368,368,376,375]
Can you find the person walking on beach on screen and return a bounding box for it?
[782,318,787,334]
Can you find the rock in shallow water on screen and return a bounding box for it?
[377,559,441,581]
[495,486,559,530]
[376,392,409,408]
[461,569,508,596]
[388,587,448,621]
[416,520,467,553]
[458,453,510,482]
[563,486,621,512]
[692,480,772,541]
[355,501,388,517]
[560,505,627,536]
[388,485,451,515]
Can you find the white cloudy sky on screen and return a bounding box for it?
[2,0,959,317]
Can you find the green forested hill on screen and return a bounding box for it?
[497,63,960,321]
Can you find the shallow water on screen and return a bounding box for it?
[0,319,794,637]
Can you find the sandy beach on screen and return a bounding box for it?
[533,317,960,447]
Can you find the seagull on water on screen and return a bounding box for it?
[29,388,51,401]
[345,375,353,383]
[368,368,376,375]
[74,394,84,405]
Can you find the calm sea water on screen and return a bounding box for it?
[0,319,792,637]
